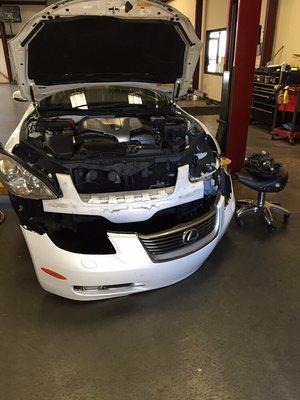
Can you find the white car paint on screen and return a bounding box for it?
[4,102,235,301]
[5,105,34,152]
[43,166,207,223]
[22,194,235,301]
[4,0,235,301]
[9,0,201,101]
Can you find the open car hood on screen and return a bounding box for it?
[9,0,201,102]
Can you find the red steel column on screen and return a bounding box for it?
[226,0,262,172]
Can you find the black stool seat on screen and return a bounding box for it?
[235,167,290,232]
[236,168,288,193]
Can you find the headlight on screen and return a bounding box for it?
[0,152,59,200]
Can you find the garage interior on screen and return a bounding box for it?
[0,1,299,399]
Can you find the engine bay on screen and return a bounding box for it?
[14,111,218,194]
[26,114,189,157]
[6,108,234,245]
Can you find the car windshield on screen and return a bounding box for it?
[39,86,170,111]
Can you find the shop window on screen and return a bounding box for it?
[204,29,227,75]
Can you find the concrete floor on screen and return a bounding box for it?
[0,84,299,400]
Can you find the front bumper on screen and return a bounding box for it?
[21,194,235,301]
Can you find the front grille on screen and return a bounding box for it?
[139,208,218,262]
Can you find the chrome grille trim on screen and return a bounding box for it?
[139,208,219,262]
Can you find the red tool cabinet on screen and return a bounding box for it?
[272,86,300,145]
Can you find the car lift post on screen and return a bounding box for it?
[216,0,262,173]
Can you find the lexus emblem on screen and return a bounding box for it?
[182,229,199,244]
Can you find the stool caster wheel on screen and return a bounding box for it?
[267,224,276,233]
[289,138,295,145]
[284,213,290,221]
[235,215,244,227]
[271,135,275,140]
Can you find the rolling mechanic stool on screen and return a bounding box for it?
[235,167,290,232]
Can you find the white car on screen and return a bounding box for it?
[0,0,235,301]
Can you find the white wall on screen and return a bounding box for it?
[272,0,300,66]
[166,0,229,100]
[5,5,45,36]
[200,0,270,101]
[200,0,229,101]
[0,44,8,83]
[259,0,268,28]
[170,0,196,27]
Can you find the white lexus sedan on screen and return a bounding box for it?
[0,0,235,300]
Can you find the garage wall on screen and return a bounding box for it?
[200,0,229,101]
[170,0,196,27]
[272,0,300,66]
[169,0,229,100]
[200,0,268,101]
[0,44,8,83]
[0,5,45,83]
[260,0,268,30]
[8,5,45,35]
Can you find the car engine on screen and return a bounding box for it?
[14,111,218,194]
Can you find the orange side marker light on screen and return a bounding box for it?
[41,267,67,280]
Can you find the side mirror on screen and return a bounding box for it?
[12,90,28,103]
